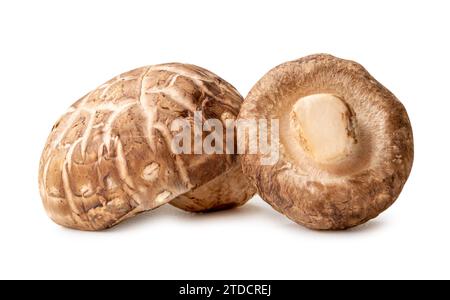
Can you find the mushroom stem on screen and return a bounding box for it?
[290,93,357,164]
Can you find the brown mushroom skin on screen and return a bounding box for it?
[240,54,413,230]
[39,63,254,231]
[170,159,255,212]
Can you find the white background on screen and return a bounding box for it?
[0,0,448,280]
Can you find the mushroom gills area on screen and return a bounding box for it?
[291,93,357,164]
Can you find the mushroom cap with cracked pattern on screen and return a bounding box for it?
[39,63,254,230]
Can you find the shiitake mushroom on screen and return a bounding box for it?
[39,63,255,230]
[239,54,414,230]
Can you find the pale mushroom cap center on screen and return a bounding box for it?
[291,93,357,164]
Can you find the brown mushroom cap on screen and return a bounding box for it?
[239,54,414,230]
[39,63,254,231]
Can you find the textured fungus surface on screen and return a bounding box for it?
[39,63,254,230]
[239,54,414,230]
